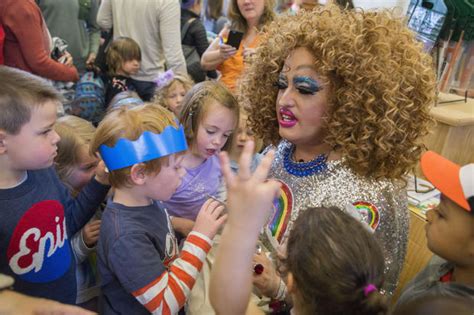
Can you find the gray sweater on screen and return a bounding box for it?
[39,0,100,73]
[97,0,187,82]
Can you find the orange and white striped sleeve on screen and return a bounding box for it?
[131,231,212,314]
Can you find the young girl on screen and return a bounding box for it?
[104,37,142,106]
[228,110,262,174]
[210,141,389,315]
[162,81,239,237]
[54,115,102,311]
[153,70,194,116]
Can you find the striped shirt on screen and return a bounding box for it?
[98,201,212,314]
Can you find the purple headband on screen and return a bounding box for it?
[363,284,377,297]
[154,70,175,89]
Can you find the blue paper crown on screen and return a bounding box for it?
[99,124,188,171]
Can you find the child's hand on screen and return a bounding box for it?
[193,199,227,239]
[82,220,101,248]
[94,160,109,186]
[219,140,281,234]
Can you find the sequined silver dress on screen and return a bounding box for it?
[268,140,409,296]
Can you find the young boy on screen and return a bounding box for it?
[90,104,227,314]
[0,66,110,304]
[396,151,474,306]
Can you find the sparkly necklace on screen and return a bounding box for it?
[283,144,328,177]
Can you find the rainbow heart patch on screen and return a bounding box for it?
[268,180,294,243]
[352,201,380,231]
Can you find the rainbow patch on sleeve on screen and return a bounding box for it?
[352,201,380,230]
[268,180,294,243]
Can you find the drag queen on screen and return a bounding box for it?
[239,5,436,298]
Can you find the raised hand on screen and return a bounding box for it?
[219,140,281,235]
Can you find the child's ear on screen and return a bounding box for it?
[286,272,296,294]
[0,130,7,154]
[130,163,147,185]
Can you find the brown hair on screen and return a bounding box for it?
[0,66,61,135]
[206,0,223,20]
[54,115,96,193]
[90,104,179,188]
[284,207,388,315]
[227,0,275,32]
[106,37,142,76]
[179,81,239,152]
[240,5,436,180]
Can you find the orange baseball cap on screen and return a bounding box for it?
[421,151,474,212]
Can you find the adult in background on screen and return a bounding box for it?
[181,0,217,82]
[239,5,435,302]
[97,0,187,101]
[0,0,78,82]
[201,0,275,91]
[38,0,101,74]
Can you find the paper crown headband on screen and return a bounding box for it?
[99,124,188,171]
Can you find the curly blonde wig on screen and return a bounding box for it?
[239,5,436,180]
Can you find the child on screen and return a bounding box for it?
[210,141,389,315]
[104,37,142,106]
[0,66,109,304]
[54,115,102,310]
[153,70,194,117]
[107,91,144,112]
[89,104,227,314]
[162,81,239,237]
[395,151,474,306]
[228,110,262,174]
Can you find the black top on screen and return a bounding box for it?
[180,9,217,79]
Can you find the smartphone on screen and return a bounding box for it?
[226,30,244,49]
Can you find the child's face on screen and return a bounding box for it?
[66,145,99,192]
[194,101,236,160]
[231,114,254,157]
[425,195,474,265]
[3,101,60,171]
[166,82,187,116]
[145,154,185,201]
[121,59,140,76]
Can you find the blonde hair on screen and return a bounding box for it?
[54,115,96,192]
[240,6,436,180]
[228,0,275,32]
[0,67,61,135]
[154,74,194,112]
[106,37,142,76]
[90,104,179,188]
[179,81,239,151]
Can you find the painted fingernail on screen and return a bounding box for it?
[253,263,264,275]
